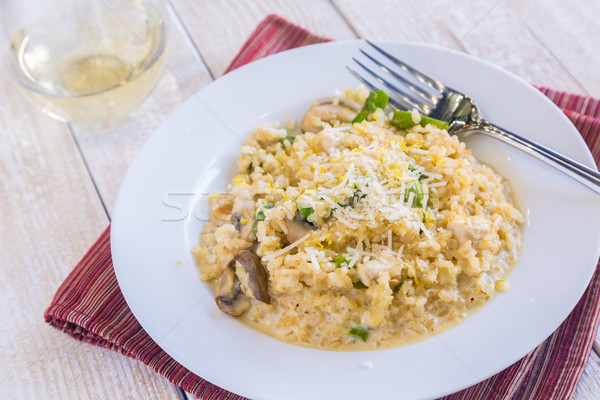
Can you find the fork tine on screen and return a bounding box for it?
[345,66,415,111]
[345,66,380,94]
[358,49,439,106]
[365,40,446,94]
[352,58,431,115]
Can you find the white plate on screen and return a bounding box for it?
[111,40,600,400]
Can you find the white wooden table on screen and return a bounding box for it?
[2,1,599,399]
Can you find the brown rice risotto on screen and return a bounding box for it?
[193,86,523,350]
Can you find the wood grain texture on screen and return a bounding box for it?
[333,0,586,94]
[507,0,600,97]
[333,0,465,49]
[574,350,600,399]
[0,72,179,399]
[170,0,357,77]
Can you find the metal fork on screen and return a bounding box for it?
[347,40,600,194]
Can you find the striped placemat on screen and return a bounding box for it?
[45,14,600,400]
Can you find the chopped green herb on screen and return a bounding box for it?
[332,255,350,268]
[352,90,389,123]
[354,189,366,201]
[369,89,389,111]
[348,326,369,342]
[391,110,449,130]
[340,188,366,207]
[364,91,375,108]
[419,208,427,223]
[351,111,369,124]
[407,165,424,181]
[280,136,296,153]
[353,281,368,289]
[297,205,314,219]
[339,196,353,207]
[280,136,296,145]
[404,180,424,208]
[421,115,450,130]
[248,163,254,174]
[390,109,416,129]
[251,210,266,235]
[393,281,404,293]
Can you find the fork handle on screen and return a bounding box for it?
[463,123,600,194]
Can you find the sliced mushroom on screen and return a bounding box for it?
[231,195,255,240]
[210,195,233,223]
[215,249,271,317]
[285,211,317,243]
[234,250,271,304]
[216,260,251,316]
[301,99,356,133]
[231,210,253,241]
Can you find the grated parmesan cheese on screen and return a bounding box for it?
[347,247,378,258]
[305,247,321,271]
[262,233,311,262]
[428,181,447,188]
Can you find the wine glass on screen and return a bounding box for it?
[0,0,169,122]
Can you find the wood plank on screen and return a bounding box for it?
[333,0,586,94]
[439,0,587,95]
[507,0,600,98]
[169,0,357,77]
[333,0,466,50]
[0,72,179,399]
[574,350,600,399]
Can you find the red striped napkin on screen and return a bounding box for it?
[45,14,600,400]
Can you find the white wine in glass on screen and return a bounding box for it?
[2,0,168,122]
